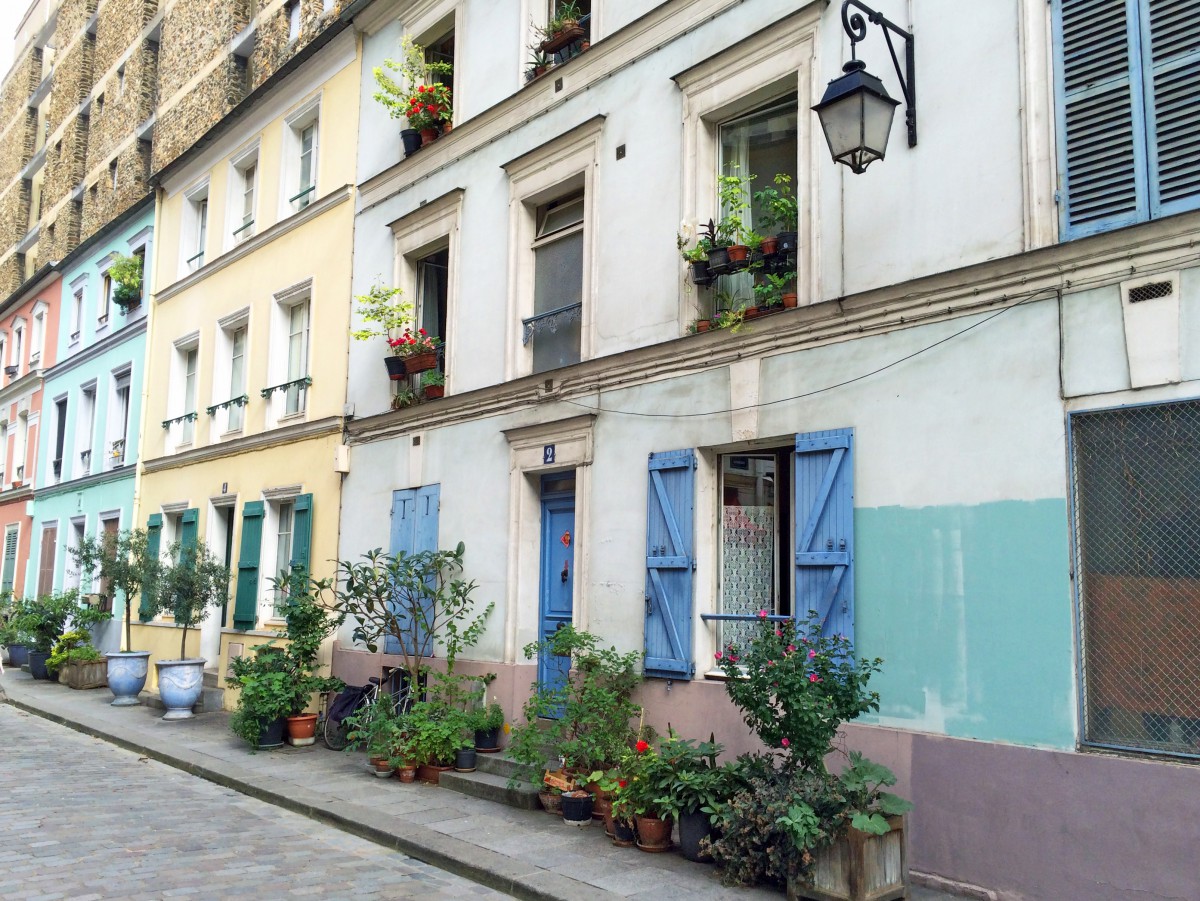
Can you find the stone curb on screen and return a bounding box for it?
[4,693,617,901]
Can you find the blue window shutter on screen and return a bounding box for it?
[232,502,264,631]
[1143,0,1200,218]
[289,493,313,581]
[386,485,439,655]
[1053,0,1149,238]
[180,508,199,551]
[141,513,162,621]
[794,429,854,644]
[644,449,695,678]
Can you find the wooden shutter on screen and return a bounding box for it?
[289,493,313,581]
[1,526,17,593]
[232,502,264,631]
[1054,0,1148,237]
[644,449,695,678]
[793,429,855,643]
[37,525,57,597]
[386,485,440,655]
[180,507,199,551]
[1144,0,1200,216]
[141,513,162,621]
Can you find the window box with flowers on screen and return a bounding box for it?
[392,328,441,374]
[350,282,414,381]
[373,36,453,157]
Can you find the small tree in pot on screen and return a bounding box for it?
[153,541,229,720]
[13,591,109,679]
[351,281,413,382]
[72,528,161,706]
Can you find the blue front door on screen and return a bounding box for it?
[538,475,576,708]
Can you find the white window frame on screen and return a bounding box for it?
[503,119,601,381]
[287,0,301,41]
[267,280,312,427]
[30,302,47,367]
[0,333,7,382]
[75,381,97,479]
[212,309,251,438]
[406,2,462,125]
[675,15,817,327]
[522,0,600,83]
[281,99,320,217]
[51,394,67,484]
[182,180,210,273]
[392,189,463,394]
[10,319,26,376]
[65,517,86,591]
[0,421,6,484]
[260,485,302,623]
[166,333,200,453]
[228,144,260,248]
[97,263,113,329]
[122,226,153,321]
[107,366,132,469]
[67,273,87,344]
[13,411,28,484]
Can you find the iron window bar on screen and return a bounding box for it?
[522,302,582,345]
[260,375,312,399]
[289,185,316,206]
[161,411,198,429]
[186,250,205,268]
[205,394,250,416]
[700,613,793,623]
[232,219,255,237]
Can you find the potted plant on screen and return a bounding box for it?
[472,700,505,752]
[560,788,594,825]
[392,327,441,374]
[678,229,715,286]
[539,784,563,815]
[645,732,726,862]
[14,591,109,680]
[539,2,586,54]
[350,282,414,381]
[0,590,28,667]
[72,528,161,706]
[226,646,293,750]
[421,369,445,400]
[47,629,107,689]
[391,383,418,410]
[153,541,229,720]
[527,50,553,80]
[108,252,143,309]
[407,701,467,783]
[373,36,453,154]
[716,170,756,264]
[754,173,799,253]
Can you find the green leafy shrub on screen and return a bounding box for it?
[47,629,103,669]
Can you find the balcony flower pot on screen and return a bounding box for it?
[7,643,28,667]
[776,231,798,254]
[258,717,286,750]
[635,814,672,852]
[760,236,779,255]
[695,319,711,333]
[455,747,477,772]
[560,790,594,825]
[783,292,799,308]
[787,815,908,901]
[65,660,108,690]
[612,818,636,847]
[417,762,453,784]
[678,810,714,863]
[401,128,422,157]
[285,713,319,746]
[727,244,750,263]
[419,127,439,146]
[706,245,731,274]
[28,651,51,680]
[155,658,206,720]
[474,726,500,752]
[106,651,151,706]
[423,385,445,400]
[404,351,438,374]
[540,23,585,54]
[384,355,407,380]
[689,259,714,286]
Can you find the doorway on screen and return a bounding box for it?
[537,472,576,709]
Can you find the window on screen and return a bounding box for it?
[37,524,57,598]
[27,170,43,232]
[30,306,45,365]
[181,346,198,444]
[425,28,455,89]
[65,519,85,591]
[285,103,320,213]
[52,397,66,483]
[228,326,247,431]
[232,154,258,243]
[0,335,6,380]
[1053,0,1200,238]
[109,159,117,192]
[13,412,28,483]
[109,371,131,467]
[70,289,83,340]
[2,525,20,593]
[271,499,294,616]
[287,0,300,41]
[213,316,249,435]
[542,0,592,62]
[284,301,309,415]
[1071,400,1200,758]
[528,195,584,373]
[184,184,210,271]
[98,273,112,324]
[11,324,24,375]
[76,385,96,477]
[117,65,125,96]
[416,248,449,376]
[0,423,6,483]
[96,517,119,611]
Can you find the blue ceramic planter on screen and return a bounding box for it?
[6,643,28,667]
[155,658,206,720]
[106,652,151,706]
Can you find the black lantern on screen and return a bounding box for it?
[812,1,916,174]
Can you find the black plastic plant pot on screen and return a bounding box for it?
[401,129,423,158]
[612,818,636,845]
[474,727,500,751]
[690,260,714,286]
[776,231,798,254]
[560,791,594,824]
[258,717,286,750]
[706,245,730,271]
[384,355,406,381]
[28,651,51,680]
[678,810,714,862]
[455,747,477,772]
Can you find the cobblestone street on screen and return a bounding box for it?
[0,706,508,900]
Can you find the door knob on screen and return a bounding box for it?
[561,560,569,583]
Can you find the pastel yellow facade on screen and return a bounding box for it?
[132,30,360,704]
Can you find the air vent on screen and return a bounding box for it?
[1128,281,1173,304]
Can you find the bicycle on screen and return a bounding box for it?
[322,666,411,750]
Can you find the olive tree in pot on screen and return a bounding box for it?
[153,541,229,720]
[72,528,161,705]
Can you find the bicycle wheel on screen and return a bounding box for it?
[323,712,349,750]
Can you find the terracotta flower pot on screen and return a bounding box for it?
[285,713,318,746]
[635,814,672,851]
[396,764,417,783]
[782,293,798,308]
[696,319,711,332]
[539,790,563,815]
[726,244,750,262]
[760,237,779,255]
[404,351,437,374]
[420,127,439,146]
[417,762,453,784]
[423,385,444,400]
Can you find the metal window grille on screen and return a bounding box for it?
[1071,399,1200,758]
[1127,281,1174,304]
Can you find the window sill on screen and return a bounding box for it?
[277,411,306,425]
[220,428,245,440]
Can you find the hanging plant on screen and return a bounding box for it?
[108,253,143,307]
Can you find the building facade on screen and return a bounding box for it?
[337,1,1200,899]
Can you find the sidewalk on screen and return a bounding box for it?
[1,670,968,901]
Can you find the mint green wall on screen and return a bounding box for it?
[855,499,1076,749]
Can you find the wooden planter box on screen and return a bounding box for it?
[65,660,108,690]
[788,816,907,901]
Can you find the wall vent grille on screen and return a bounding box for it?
[1128,281,1174,303]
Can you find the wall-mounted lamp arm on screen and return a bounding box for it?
[841,0,916,146]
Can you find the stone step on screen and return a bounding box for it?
[202,670,220,689]
[475,753,524,779]
[439,769,542,810]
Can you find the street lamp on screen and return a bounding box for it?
[812,0,916,174]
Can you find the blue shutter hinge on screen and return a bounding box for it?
[693,458,698,470]
[691,559,696,571]
[1053,190,1061,205]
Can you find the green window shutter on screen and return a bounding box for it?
[289,493,313,583]
[1,526,18,593]
[180,507,199,551]
[233,501,264,631]
[141,514,163,621]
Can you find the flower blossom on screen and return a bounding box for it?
[808,673,822,683]
[808,649,817,659]
[636,740,650,753]
[757,609,768,619]
[781,738,790,748]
